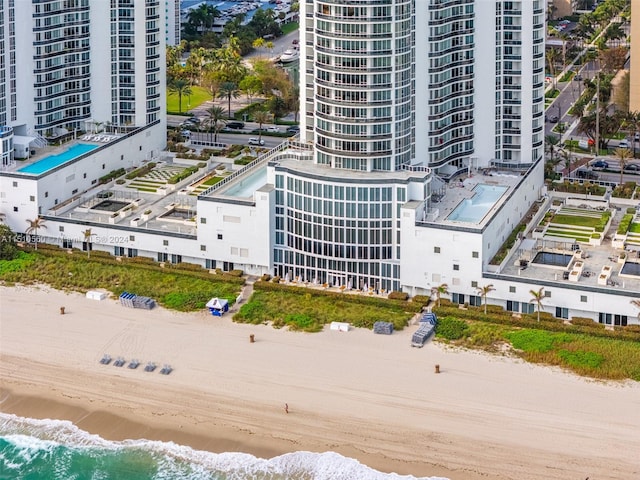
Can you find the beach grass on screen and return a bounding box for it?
[436,320,640,381]
[0,250,241,311]
[234,284,419,332]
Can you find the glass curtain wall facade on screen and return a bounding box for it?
[273,172,409,292]
[33,0,91,134]
[306,0,415,172]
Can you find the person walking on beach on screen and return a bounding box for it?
[284,403,289,414]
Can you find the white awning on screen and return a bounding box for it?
[12,135,37,146]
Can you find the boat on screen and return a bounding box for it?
[279,49,299,63]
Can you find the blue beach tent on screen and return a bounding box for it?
[206,297,229,316]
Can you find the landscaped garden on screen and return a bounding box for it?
[539,206,611,243]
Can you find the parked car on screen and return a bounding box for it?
[226,121,245,130]
[265,126,280,133]
[618,140,630,149]
[286,126,300,134]
[248,137,265,146]
[548,115,559,123]
[576,168,598,180]
[590,159,608,170]
[624,163,639,171]
[635,132,639,141]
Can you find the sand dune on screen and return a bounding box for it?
[1,285,638,480]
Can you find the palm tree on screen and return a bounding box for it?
[529,287,545,322]
[431,283,449,308]
[476,284,495,315]
[218,81,240,118]
[82,228,95,258]
[167,78,192,114]
[25,217,47,251]
[546,48,561,91]
[203,105,226,143]
[614,147,632,186]
[253,110,272,143]
[545,135,560,164]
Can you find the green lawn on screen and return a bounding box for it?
[551,212,610,231]
[630,223,640,233]
[203,176,223,186]
[281,22,299,35]
[167,85,211,114]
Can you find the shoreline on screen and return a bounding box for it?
[1,285,639,480]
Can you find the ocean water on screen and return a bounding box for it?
[0,414,447,480]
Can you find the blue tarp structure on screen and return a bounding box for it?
[206,297,229,316]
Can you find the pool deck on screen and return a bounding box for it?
[2,135,121,174]
[429,171,521,227]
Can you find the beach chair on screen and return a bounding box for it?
[114,356,125,367]
[99,354,112,365]
[160,364,173,375]
[144,362,156,372]
[127,359,140,369]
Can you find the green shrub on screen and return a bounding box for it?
[388,290,408,301]
[234,156,256,166]
[272,275,281,283]
[260,273,271,282]
[283,313,319,331]
[435,317,470,340]
[411,295,430,307]
[557,349,604,369]
[228,269,244,277]
[506,330,570,353]
[570,317,603,327]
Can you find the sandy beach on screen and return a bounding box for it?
[1,285,639,480]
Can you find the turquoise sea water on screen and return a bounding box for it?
[0,414,447,480]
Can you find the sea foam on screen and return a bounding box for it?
[0,413,449,480]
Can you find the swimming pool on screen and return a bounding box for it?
[447,184,508,223]
[532,251,573,267]
[18,144,98,175]
[223,167,267,197]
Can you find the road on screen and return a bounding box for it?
[189,130,288,150]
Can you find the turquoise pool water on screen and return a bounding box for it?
[223,167,267,197]
[18,144,98,174]
[447,184,508,223]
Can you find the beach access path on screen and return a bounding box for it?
[1,285,639,480]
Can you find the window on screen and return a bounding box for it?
[453,264,459,271]
[163,239,169,246]
[30,196,35,202]
[434,246,440,253]
[102,164,105,169]
[45,192,49,197]
[555,307,568,319]
[217,234,223,240]
[62,239,73,249]
[129,235,135,241]
[59,226,64,232]
[451,293,465,304]
[506,300,520,312]
[469,295,481,307]
[12,181,17,187]
[13,207,18,212]
[580,295,587,303]
[471,281,478,288]
[200,217,206,224]
[200,245,206,251]
[472,251,479,258]
[544,291,551,297]
[509,286,516,293]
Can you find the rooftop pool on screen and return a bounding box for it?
[223,167,267,198]
[447,184,508,223]
[18,143,98,175]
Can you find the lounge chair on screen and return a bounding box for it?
[114,356,125,367]
[128,359,140,369]
[99,354,112,365]
[160,364,173,375]
[144,362,156,372]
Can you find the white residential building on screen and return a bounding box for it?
[0,1,638,325]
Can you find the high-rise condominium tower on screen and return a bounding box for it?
[0,0,165,137]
